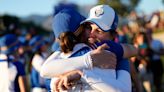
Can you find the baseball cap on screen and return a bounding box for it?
[53,2,77,16]
[29,35,46,52]
[0,34,19,54]
[52,8,85,51]
[81,5,118,32]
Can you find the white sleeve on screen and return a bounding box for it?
[40,52,92,78]
[0,54,10,92]
[50,77,59,92]
[32,54,45,72]
[115,70,131,92]
[82,69,131,92]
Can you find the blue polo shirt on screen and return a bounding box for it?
[13,61,25,92]
[95,40,130,73]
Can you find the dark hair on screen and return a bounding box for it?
[59,31,79,53]
[108,29,118,41]
[133,32,148,44]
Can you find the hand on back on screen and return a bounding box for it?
[90,43,117,69]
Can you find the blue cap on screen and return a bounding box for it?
[29,35,46,52]
[0,34,18,54]
[53,3,77,16]
[52,8,85,51]
[29,35,42,46]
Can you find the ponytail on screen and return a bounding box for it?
[59,32,79,53]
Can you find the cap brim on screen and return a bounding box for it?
[81,18,111,32]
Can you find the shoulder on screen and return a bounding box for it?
[73,43,91,50]
[13,61,23,67]
[50,51,62,58]
[71,43,91,57]
[152,39,163,45]
[73,43,91,52]
[13,62,25,75]
[151,39,164,50]
[32,54,43,61]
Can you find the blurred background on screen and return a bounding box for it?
[0,0,164,92]
[0,0,163,34]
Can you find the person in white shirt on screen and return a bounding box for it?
[41,4,138,92]
[30,36,49,92]
[0,34,27,92]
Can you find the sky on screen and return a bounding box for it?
[0,0,163,17]
[137,0,164,15]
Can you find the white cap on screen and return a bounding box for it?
[81,5,118,32]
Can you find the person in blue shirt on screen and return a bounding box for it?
[0,34,27,92]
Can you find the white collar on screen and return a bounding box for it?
[60,43,90,58]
